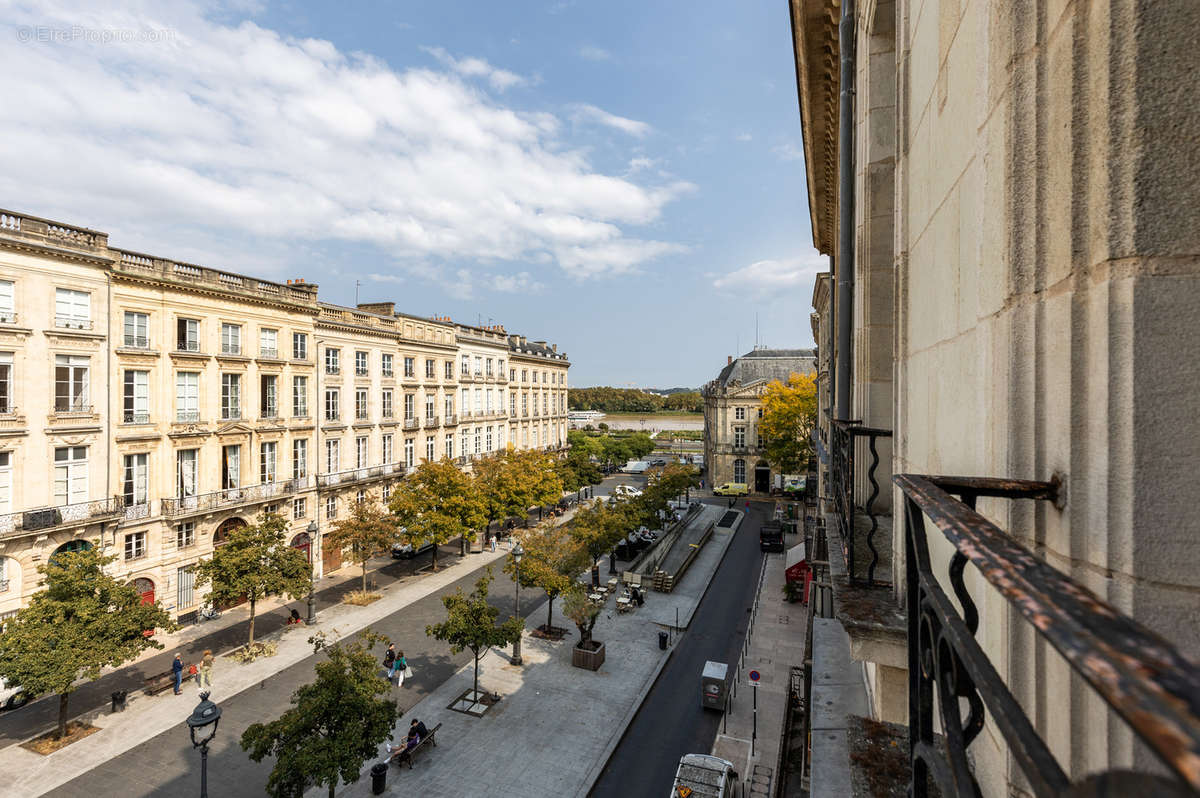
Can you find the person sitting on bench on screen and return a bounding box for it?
[410,719,429,739]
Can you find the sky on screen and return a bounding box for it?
[0,0,825,387]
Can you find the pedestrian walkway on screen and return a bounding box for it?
[334,504,736,798]
[710,542,808,796]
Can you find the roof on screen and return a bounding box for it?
[711,348,817,389]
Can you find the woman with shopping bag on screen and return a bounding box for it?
[396,651,412,687]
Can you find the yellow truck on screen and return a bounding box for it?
[712,482,748,496]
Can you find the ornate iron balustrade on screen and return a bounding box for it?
[829,420,893,585]
[896,474,1200,797]
[161,478,309,517]
[0,496,124,539]
[315,462,401,488]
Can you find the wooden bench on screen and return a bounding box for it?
[388,723,442,770]
[144,668,193,695]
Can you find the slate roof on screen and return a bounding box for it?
[713,348,817,388]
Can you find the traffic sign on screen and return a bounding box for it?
[749,669,760,682]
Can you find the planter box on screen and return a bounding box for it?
[572,641,606,671]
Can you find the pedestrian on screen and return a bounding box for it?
[171,653,184,695]
[490,533,497,553]
[745,500,751,513]
[411,718,429,738]
[383,643,397,681]
[197,649,214,692]
[396,651,410,687]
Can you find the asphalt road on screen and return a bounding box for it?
[589,500,766,798]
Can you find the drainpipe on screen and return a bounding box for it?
[835,0,857,422]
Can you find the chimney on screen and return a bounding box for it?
[357,301,394,316]
[551,344,557,353]
[727,355,733,365]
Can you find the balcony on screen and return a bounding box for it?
[161,478,310,517]
[829,421,893,586]
[0,312,17,324]
[403,417,419,430]
[123,336,150,349]
[316,462,404,488]
[325,365,340,376]
[355,367,369,377]
[444,414,458,426]
[0,496,124,540]
[219,345,242,357]
[122,411,150,424]
[54,316,92,330]
[894,473,1200,797]
[424,416,439,429]
[259,347,279,360]
[176,410,200,423]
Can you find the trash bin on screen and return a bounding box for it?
[370,762,388,794]
[658,631,669,650]
[110,690,128,713]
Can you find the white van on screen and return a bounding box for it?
[670,754,738,798]
[0,679,27,710]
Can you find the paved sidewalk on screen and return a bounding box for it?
[335,504,737,798]
[711,544,807,796]
[4,547,514,798]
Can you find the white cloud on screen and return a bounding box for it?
[421,46,526,91]
[0,1,687,282]
[736,132,753,142]
[578,45,611,61]
[712,254,827,296]
[489,271,543,293]
[772,142,804,162]
[569,103,651,138]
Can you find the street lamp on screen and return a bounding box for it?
[306,520,318,624]
[186,691,222,798]
[511,541,524,666]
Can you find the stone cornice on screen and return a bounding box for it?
[789,0,840,255]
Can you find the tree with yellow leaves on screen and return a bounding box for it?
[757,373,819,474]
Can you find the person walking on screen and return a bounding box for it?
[172,654,184,695]
[490,533,497,553]
[383,644,397,682]
[197,650,214,692]
[396,651,409,687]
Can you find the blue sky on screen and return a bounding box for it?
[1,0,825,387]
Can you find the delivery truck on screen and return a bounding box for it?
[670,753,739,798]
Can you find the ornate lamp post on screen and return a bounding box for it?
[511,541,524,666]
[186,691,222,798]
[306,520,318,624]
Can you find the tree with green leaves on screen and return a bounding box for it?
[569,501,632,572]
[758,373,819,474]
[426,569,524,697]
[324,492,396,592]
[562,585,604,648]
[504,525,589,632]
[241,634,398,798]
[0,547,176,739]
[599,436,632,470]
[474,448,564,529]
[625,432,655,459]
[194,511,312,646]
[389,458,486,571]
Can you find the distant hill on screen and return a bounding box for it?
[645,387,698,395]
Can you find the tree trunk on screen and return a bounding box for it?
[547,594,555,630]
[361,560,368,592]
[472,650,480,697]
[431,544,438,571]
[248,597,256,645]
[57,692,69,740]
[328,781,336,798]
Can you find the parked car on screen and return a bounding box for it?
[713,482,749,496]
[0,679,27,711]
[614,485,643,498]
[391,539,434,559]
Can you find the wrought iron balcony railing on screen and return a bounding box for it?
[0,496,124,539]
[315,462,403,488]
[829,420,893,585]
[896,474,1200,798]
[161,478,310,517]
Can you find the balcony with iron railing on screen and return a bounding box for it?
[161,477,311,517]
[54,315,93,330]
[0,496,124,539]
[122,336,150,349]
[828,420,894,587]
[403,417,419,430]
[424,415,439,429]
[444,413,458,426]
[316,462,404,488]
[122,411,150,424]
[0,311,18,325]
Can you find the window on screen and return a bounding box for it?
[734,426,746,448]
[356,489,366,504]
[426,436,435,461]
[177,565,195,607]
[757,407,763,419]
[124,312,149,348]
[221,445,240,490]
[733,459,746,483]
[220,323,242,355]
[293,439,308,479]
[177,318,200,352]
[382,434,394,464]
[425,358,435,378]
[381,484,391,502]
[355,389,368,420]
[445,395,454,418]
[445,360,453,380]
[382,389,394,418]
[122,370,149,423]
[325,495,337,519]
[293,376,308,416]
[474,427,482,454]
[260,441,277,484]
[124,531,147,561]
[498,359,505,376]
[122,453,148,508]
[461,355,469,375]
[356,437,368,469]
[532,370,538,384]
[355,351,368,376]
[261,375,278,418]
[485,358,493,376]
[485,426,493,451]
[55,288,90,327]
[53,446,87,505]
[522,369,527,382]
[176,372,200,422]
[293,498,307,520]
[292,332,308,360]
[510,392,516,416]
[404,438,414,468]
[521,394,528,416]
[177,523,195,549]
[474,389,482,414]
[404,393,415,420]
[260,328,278,358]
[0,280,13,322]
[54,355,89,412]
[325,347,340,374]
[445,434,454,459]
[382,353,394,377]
[509,368,516,381]
[325,439,340,473]
[460,429,469,457]
[425,395,435,420]
[221,374,242,420]
[474,356,482,376]
[325,388,340,421]
[0,452,10,513]
[0,352,10,413]
[735,407,746,421]
[177,449,198,498]
[486,390,494,414]
[404,357,415,378]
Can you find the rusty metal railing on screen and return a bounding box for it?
[896,473,1200,797]
[830,420,892,585]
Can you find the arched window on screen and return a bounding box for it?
[290,532,312,563]
[213,517,248,547]
[132,577,155,605]
[50,539,92,564]
[733,459,746,483]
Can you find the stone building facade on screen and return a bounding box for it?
[701,349,816,493]
[790,0,1200,792]
[0,209,569,625]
